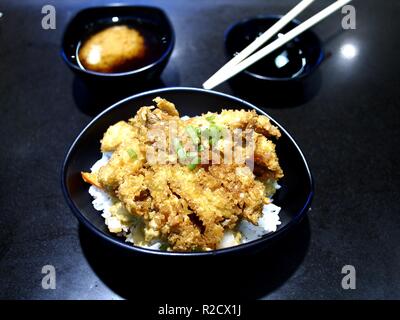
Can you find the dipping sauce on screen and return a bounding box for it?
[232,32,307,79]
[61,7,174,80]
[78,25,146,73]
[224,16,323,80]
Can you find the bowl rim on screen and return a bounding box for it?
[60,5,175,78]
[61,87,314,256]
[224,14,325,81]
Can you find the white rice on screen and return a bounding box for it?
[237,203,281,244]
[88,151,281,250]
[90,152,112,171]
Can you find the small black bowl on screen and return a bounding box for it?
[61,5,175,85]
[225,15,324,81]
[62,87,314,256]
[225,15,324,106]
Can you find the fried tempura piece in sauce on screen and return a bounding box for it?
[78,25,146,73]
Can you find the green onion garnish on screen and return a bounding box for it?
[172,138,183,151]
[177,148,187,162]
[127,148,137,160]
[205,114,216,122]
[209,124,222,146]
[185,125,200,145]
[187,156,200,170]
[187,163,198,171]
[186,151,198,158]
[173,138,187,163]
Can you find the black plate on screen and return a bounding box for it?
[62,87,314,256]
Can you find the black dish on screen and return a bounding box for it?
[225,15,324,81]
[62,87,314,256]
[61,6,175,84]
[225,16,324,107]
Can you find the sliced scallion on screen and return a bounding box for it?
[177,148,187,162]
[185,125,200,145]
[205,114,216,122]
[127,148,137,160]
[186,151,198,158]
[187,156,200,170]
[209,124,222,146]
[172,138,183,151]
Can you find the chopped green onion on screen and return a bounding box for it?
[172,138,183,151]
[173,138,188,163]
[159,243,169,251]
[195,127,201,136]
[177,148,187,162]
[185,125,200,145]
[187,156,200,170]
[173,137,203,167]
[205,114,216,122]
[186,151,198,158]
[209,124,222,146]
[127,148,137,160]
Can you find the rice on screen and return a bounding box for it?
[87,153,281,251]
[90,151,112,171]
[237,203,281,243]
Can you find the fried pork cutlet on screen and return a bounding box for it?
[82,97,283,251]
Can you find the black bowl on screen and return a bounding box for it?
[61,5,174,85]
[225,15,324,81]
[62,87,314,256]
[225,16,324,106]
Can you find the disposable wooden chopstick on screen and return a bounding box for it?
[203,0,352,90]
[202,0,315,90]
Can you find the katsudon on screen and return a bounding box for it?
[81,97,283,252]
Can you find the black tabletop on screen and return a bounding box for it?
[1,0,399,300]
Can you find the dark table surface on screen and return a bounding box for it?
[1,0,399,300]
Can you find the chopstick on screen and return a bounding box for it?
[203,0,352,90]
[203,0,315,89]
